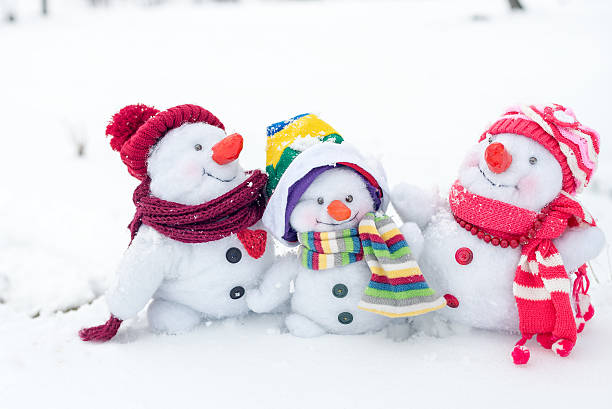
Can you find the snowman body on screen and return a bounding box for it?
[252,156,425,337]
[418,207,520,331]
[393,132,605,333]
[149,223,274,318]
[104,120,275,334]
[289,257,390,335]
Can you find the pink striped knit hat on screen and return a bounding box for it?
[480,104,600,195]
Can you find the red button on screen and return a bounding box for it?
[444,293,460,308]
[455,247,473,265]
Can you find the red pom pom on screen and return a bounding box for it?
[512,345,530,365]
[552,339,575,358]
[443,293,460,308]
[584,305,595,321]
[106,104,159,152]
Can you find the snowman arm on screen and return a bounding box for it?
[399,222,425,260]
[105,232,166,320]
[391,183,441,229]
[247,253,298,313]
[554,226,606,273]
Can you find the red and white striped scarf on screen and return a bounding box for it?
[449,181,595,361]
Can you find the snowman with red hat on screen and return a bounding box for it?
[393,104,605,364]
[247,114,455,337]
[80,104,273,341]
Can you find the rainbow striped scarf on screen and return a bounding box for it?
[297,229,363,270]
[357,212,447,317]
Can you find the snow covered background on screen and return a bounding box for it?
[1,0,611,407]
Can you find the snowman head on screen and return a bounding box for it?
[290,167,377,232]
[148,123,245,204]
[459,104,601,211]
[459,133,563,211]
[106,104,246,205]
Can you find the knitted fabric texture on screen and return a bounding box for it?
[449,181,596,363]
[129,170,268,244]
[265,113,343,197]
[107,104,226,181]
[357,212,447,318]
[481,104,599,194]
[79,315,123,342]
[297,229,363,270]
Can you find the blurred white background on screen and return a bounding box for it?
[0,1,611,408]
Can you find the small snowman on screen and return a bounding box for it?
[247,114,452,337]
[393,104,604,364]
[80,104,273,341]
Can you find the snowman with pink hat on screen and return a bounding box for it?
[80,104,274,341]
[393,104,605,364]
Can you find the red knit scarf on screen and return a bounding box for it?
[129,170,268,250]
[78,170,268,343]
[449,181,595,359]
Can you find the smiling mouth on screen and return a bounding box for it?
[203,169,236,183]
[316,211,359,226]
[478,166,517,189]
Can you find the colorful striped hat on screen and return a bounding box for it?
[262,114,391,246]
[265,114,343,197]
[357,212,449,317]
[481,104,600,195]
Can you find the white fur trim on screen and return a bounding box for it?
[263,142,390,246]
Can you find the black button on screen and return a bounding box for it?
[226,247,242,264]
[332,284,348,298]
[230,286,245,300]
[338,312,353,325]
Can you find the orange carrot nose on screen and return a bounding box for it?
[212,133,243,165]
[485,142,512,174]
[327,200,351,221]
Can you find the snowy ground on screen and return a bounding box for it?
[1,0,612,408]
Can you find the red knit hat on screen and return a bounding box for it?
[480,104,600,195]
[106,104,225,180]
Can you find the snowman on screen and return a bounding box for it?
[80,104,274,341]
[247,114,451,337]
[392,104,604,363]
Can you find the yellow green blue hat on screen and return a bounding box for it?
[265,113,343,197]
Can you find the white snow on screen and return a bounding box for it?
[1,0,612,408]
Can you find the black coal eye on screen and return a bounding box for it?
[194,144,202,151]
[317,197,324,205]
[345,195,353,203]
[529,156,538,165]
[488,136,493,143]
